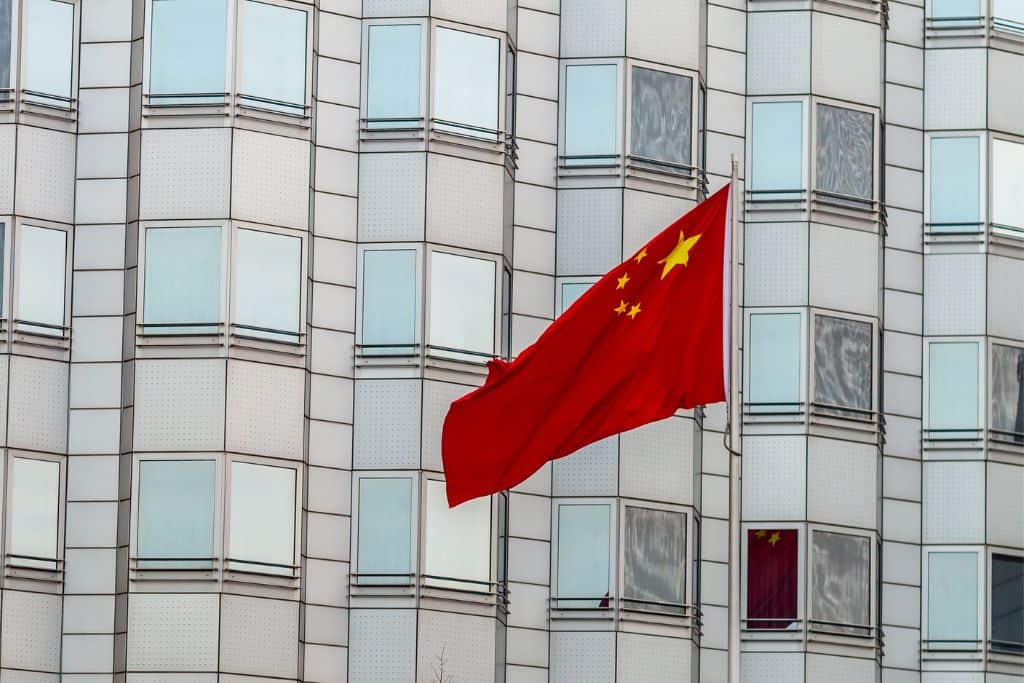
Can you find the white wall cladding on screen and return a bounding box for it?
[416,611,495,682]
[134,359,226,452]
[139,129,231,220]
[7,356,68,454]
[556,189,624,276]
[219,596,299,679]
[0,591,62,673]
[349,609,417,681]
[925,48,987,130]
[560,0,625,57]
[742,435,806,521]
[741,652,805,683]
[0,125,15,213]
[225,361,305,460]
[126,594,220,671]
[353,379,422,469]
[231,130,311,231]
[550,632,616,683]
[811,12,881,106]
[358,153,427,243]
[744,222,809,306]
[14,126,76,224]
[426,154,505,254]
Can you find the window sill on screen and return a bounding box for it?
[744,190,809,220]
[4,555,63,583]
[811,190,880,230]
[427,119,512,166]
[808,404,880,441]
[624,157,704,198]
[9,321,71,357]
[228,326,305,360]
[136,323,226,354]
[922,429,985,456]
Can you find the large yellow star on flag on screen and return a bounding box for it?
[657,231,702,279]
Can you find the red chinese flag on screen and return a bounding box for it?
[746,529,798,629]
[442,184,733,506]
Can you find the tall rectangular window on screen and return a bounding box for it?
[143,226,221,334]
[1,0,12,94]
[234,229,301,342]
[149,0,227,104]
[992,345,1024,443]
[623,507,686,613]
[927,552,979,648]
[424,479,490,591]
[992,139,1024,233]
[992,554,1024,653]
[564,64,617,166]
[816,104,873,201]
[0,223,5,315]
[631,67,691,169]
[813,316,872,414]
[360,249,416,353]
[993,0,1024,30]
[9,457,60,568]
[746,529,798,630]
[238,0,306,114]
[137,460,216,568]
[22,0,74,107]
[429,252,495,359]
[811,531,871,635]
[356,477,413,585]
[748,313,802,412]
[366,24,421,128]
[228,461,296,575]
[928,341,980,438]
[434,27,499,139]
[16,224,66,336]
[750,101,803,199]
[929,136,981,232]
[556,504,611,608]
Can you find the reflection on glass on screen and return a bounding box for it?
[144,227,221,334]
[0,0,10,93]
[928,341,979,437]
[557,504,610,608]
[816,104,873,201]
[992,554,1024,652]
[429,251,495,358]
[927,552,978,647]
[424,480,490,591]
[992,139,1024,232]
[564,64,617,165]
[235,229,301,341]
[228,461,295,574]
[929,137,981,232]
[623,507,686,612]
[746,529,798,629]
[993,0,1024,29]
[931,0,981,18]
[750,101,803,199]
[239,0,306,113]
[631,66,691,168]
[366,24,421,128]
[150,0,227,103]
[357,478,412,584]
[10,457,60,567]
[137,460,216,568]
[17,225,66,335]
[748,313,801,411]
[992,345,1024,442]
[560,281,593,315]
[23,0,73,106]
[813,315,872,413]
[811,531,870,634]
[434,27,499,138]
[361,249,416,353]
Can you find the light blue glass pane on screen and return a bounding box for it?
[235,229,301,339]
[17,225,66,332]
[994,0,1024,25]
[561,282,592,314]
[565,64,617,161]
[749,313,802,407]
[0,224,5,315]
[367,24,421,127]
[930,137,980,230]
[751,102,803,193]
[0,0,11,91]
[557,504,610,606]
[239,0,306,111]
[144,227,221,332]
[150,0,227,98]
[932,0,981,18]
[361,249,416,347]
[928,552,978,641]
[23,0,73,105]
[138,460,216,560]
[357,478,412,580]
[929,342,979,432]
[434,27,499,137]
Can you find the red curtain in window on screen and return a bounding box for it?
[747,529,798,629]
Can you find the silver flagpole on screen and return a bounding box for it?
[726,156,743,683]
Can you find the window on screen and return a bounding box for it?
[992,554,1024,653]
[813,315,872,415]
[623,506,686,613]
[238,0,306,114]
[8,457,60,568]
[564,63,618,166]
[992,344,1024,443]
[746,529,798,630]
[360,248,416,354]
[927,341,980,438]
[428,251,495,359]
[747,312,802,412]
[930,0,981,25]
[501,268,511,359]
[433,27,500,139]
[560,280,594,315]
[0,222,5,314]
[234,229,301,342]
[424,479,490,591]
[926,551,979,649]
[143,226,221,334]
[365,24,421,129]
[993,0,1024,31]
[22,0,74,107]
[929,136,981,232]
[1,0,12,95]
[228,461,296,575]
[750,101,803,200]
[556,503,611,608]
[816,104,873,201]
[137,460,216,568]
[149,0,227,104]
[16,224,66,336]
[356,477,413,585]
[992,138,1024,233]
[631,66,691,169]
[810,531,871,635]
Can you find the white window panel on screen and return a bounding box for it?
[356,477,413,585]
[22,0,74,107]
[433,27,500,139]
[0,0,10,91]
[993,0,1024,28]
[556,503,611,608]
[992,138,1024,233]
[228,461,296,574]
[238,0,307,114]
[927,341,980,437]
[750,101,804,200]
[9,457,60,568]
[137,460,217,568]
[429,251,496,358]
[360,248,417,353]
[234,228,301,342]
[564,63,618,165]
[143,226,221,334]
[929,136,981,232]
[16,224,67,336]
[366,23,421,128]
[747,312,803,411]
[149,0,228,103]
[926,551,980,648]
[423,479,490,591]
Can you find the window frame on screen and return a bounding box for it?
[0,216,11,329]
[989,132,1024,239]
[11,218,72,343]
[809,96,880,211]
[359,18,428,136]
[808,309,878,422]
[616,498,693,619]
[556,276,598,317]
[740,522,805,634]
[623,59,700,178]
[551,497,617,612]
[923,337,986,443]
[2,450,65,576]
[743,307,808,416]
[14,0,79,117]
[557,57,624,172]
[419,473,495,595]
[351,470,419,589]
[989,337,1024,446]
[988,547,1024,655]
[924,131,987,236]
[806,525,877,638]
[921,546,985,653]
[424,245,502,364]
[355,242,423,360]
[745,95,810,204]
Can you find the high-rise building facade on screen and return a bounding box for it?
[0,0,1021,681]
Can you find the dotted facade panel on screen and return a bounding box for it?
[805,654,875,682]
[353,379,421,469]
[225,360,304,460]
[741,652,805,683]
[924,254,986,336]
[988,255,1024,340]
[421,379,472,472]
[363,0,428,17]
[560,0,625,57]
[0,671,60,683]
[747,11,811,95]
[0,125,14,213]
[619,416,693,505]
[125,676,218,683]
[811,12,881,106]
[552,435,619,497]
[923,461,985,544]
[416,610,495,683]
[989,49,1024,137]
[231,129,311,231]
[550,631,615,683]
[616,632,689,683]
[807,437,877,530]
[556,189,623,277]
[987,462,1024,548]
[139,128,231,220]
[127,594,219,671]
[14,126,76,224]
[924,49,987,130]
[358,153,426,243]
[744,222,808,307]
[219,595,299,679]
[742,435,806,521]
[349,609,416,682]
[809,223,879,317]
[920,674,984,683]
[7,356,68,454]
[133,359,226,452]
[425,154,504,254]
[432,0,505,31]
[626,0,700,69]
[621,190,691,260]
[0,591,62,673]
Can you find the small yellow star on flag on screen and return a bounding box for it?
[627,303,642,320]
[768,531,782,547]
[657,230,702,279]
[634,248,648,264]
[614,300,629,315]
[616,273,630,290]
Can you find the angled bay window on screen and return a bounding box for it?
[356,476,413,585]
[813,315,873,417]
[359,248,417,355]
[424,479,490,592]
[433,27,500,140]
[746,529,798,630]
[992,138,1024,235]
[816,104,874,203]
[925,550,980,650]
[555,503,611,609]
[927,341,981,439]
[149,0,227,105]
[563,63,618,167]
[428,251,496,361]
[237,0,307,115]
[747,312,803,413]
[810,530,871,636]
[992,344,1024,444]
[928,136,982,233]
[623,506,687,614]
[136,460,216,569]
[15,224,67,337]
[233,228,301,342]
[630,66,692,171]
[22,0,74,108]
[993,0,1024,32]
[992,554,1024,653]
[8,456,60,569]
[749,101,804,201]
[365,23,422,129]
[227,461,297,576]
[143,226,221,335]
